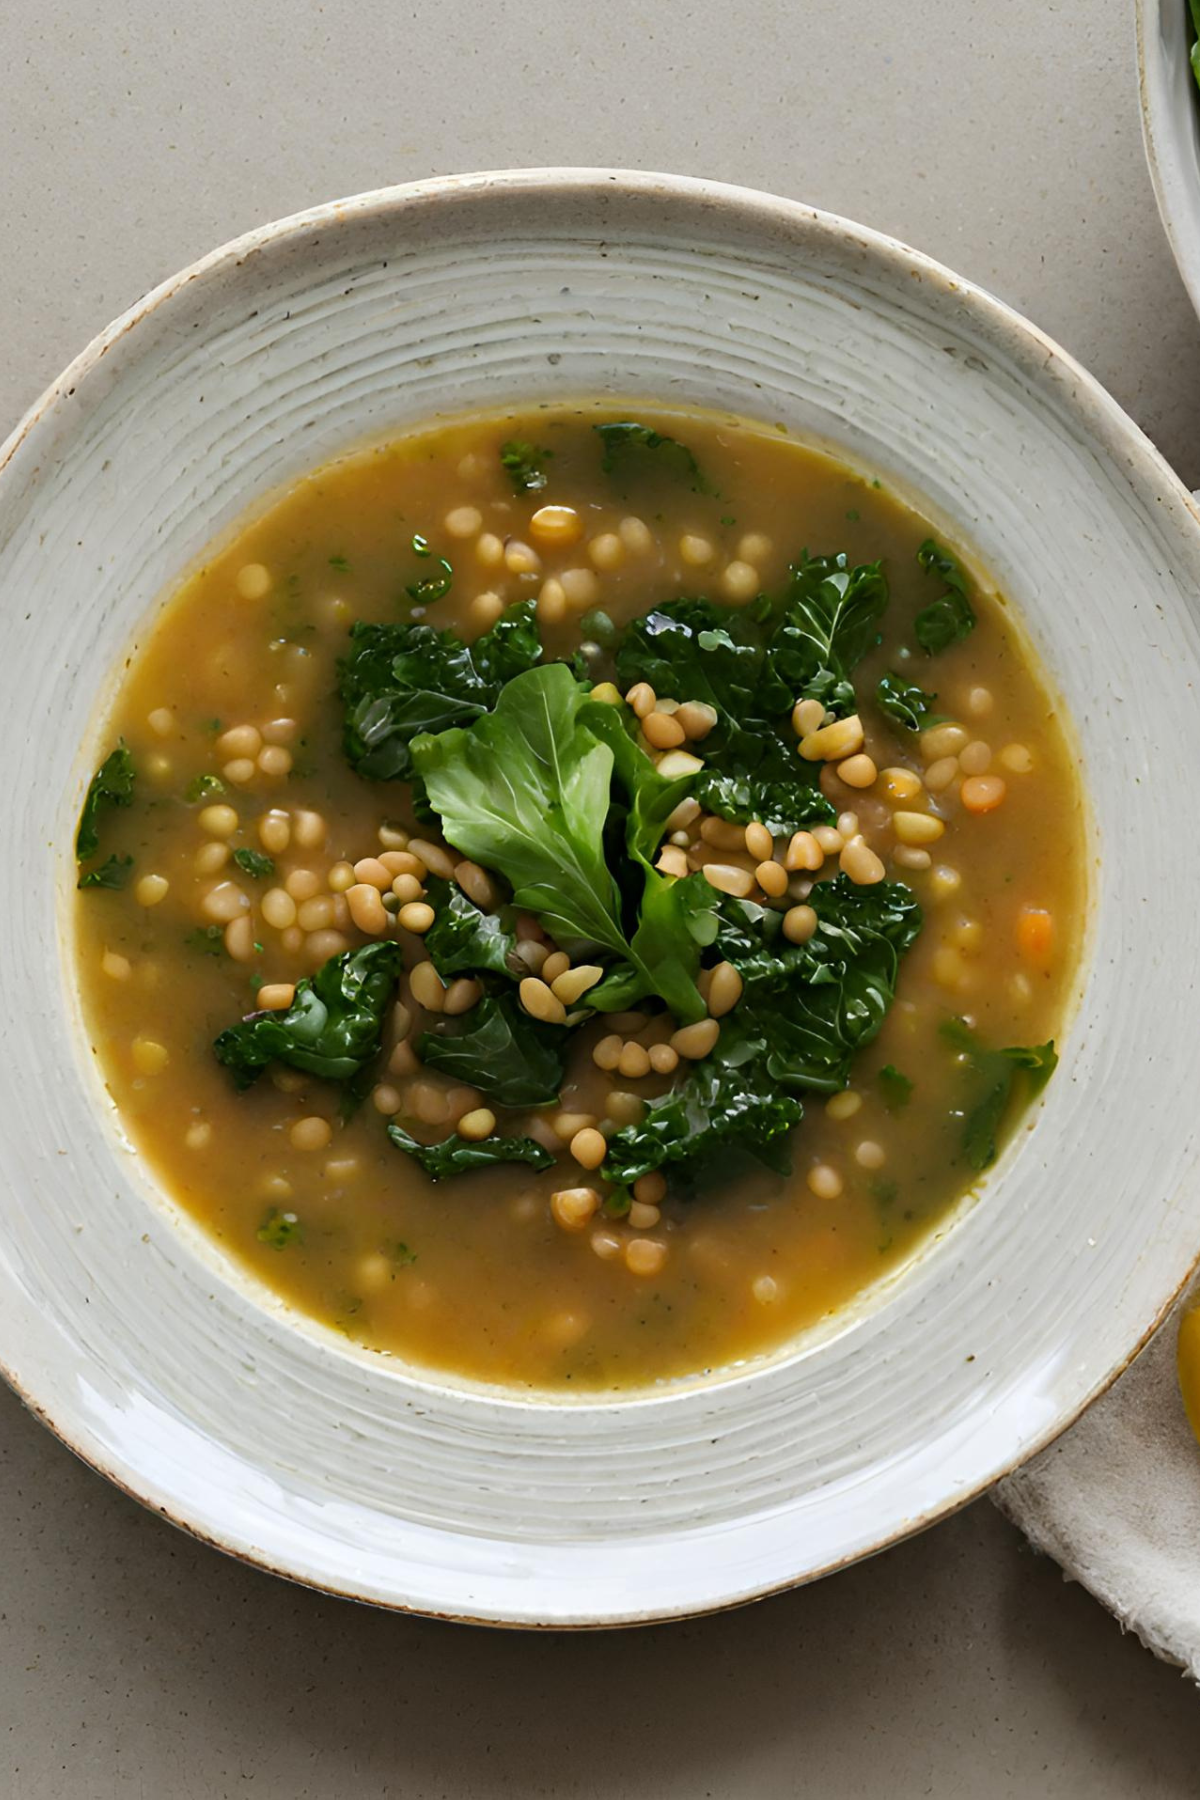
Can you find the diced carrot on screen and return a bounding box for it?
[961,774,1007,813]
[1016,907,1054,967]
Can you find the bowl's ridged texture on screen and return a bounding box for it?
[3,170,1200,1625]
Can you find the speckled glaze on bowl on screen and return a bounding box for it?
[3,170,1200,1628]
[1138,0,1200,317]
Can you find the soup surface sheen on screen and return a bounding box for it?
[73,404,1084,1391]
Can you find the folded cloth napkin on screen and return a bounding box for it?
[995,1291,1200,1677]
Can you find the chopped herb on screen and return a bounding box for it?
[387,1240,418,1267]
[184,773,226,803]
[875,672,941,732]
[870,1175,899,1208]
[914,539,976,655]
[846,507,860,521]
[941,1017,1057,1170]
[186,925,225,955]
[387,1124,556,1180]
[720,514,736,527]
[338,600,542,782]
[404,534,453,605]
[214,940,404,1089]
[1192,0,1200,91]
[76,742,135,862]
[594,421,712,494]
[878,1064,913,1110]
[329,553,351,572]
[499,439,552,493]
[257,1208,303,1250]
[233,848,276,879]
[78,854,134,891]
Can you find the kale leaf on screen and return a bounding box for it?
[76,742,135,861]
[78,854,134,891]
[594,421,711,493]
[941,1016,1058,1170]
[605,876,922,1187]
[387,1123,556,1180]
[338,600,541,781]
[257,1208,303,1249]
[875,672,941,731]
[214,940,403,1089]
[603,1015,806,1186]
[914,539,976,655]
[770,552,888,714]
[421,876,518,978]
[500,440,552,493]
[417,992,568,1107]
[714,876,923,1093]
[614,599,833,836]
[412,663,709,1020]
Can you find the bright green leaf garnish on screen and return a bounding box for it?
[412,664,710,1021]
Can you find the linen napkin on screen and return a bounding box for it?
[995,1291,1200,1677]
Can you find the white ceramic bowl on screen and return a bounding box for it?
[4,170,1200,1628]
[1139,0,1200,315]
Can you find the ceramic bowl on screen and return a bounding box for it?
[1138,0,1200,316]
[4,170,1200,1628]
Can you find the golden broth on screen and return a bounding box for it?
[72,403,1085,1390]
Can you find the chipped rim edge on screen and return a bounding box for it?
[2,167,1200,1629]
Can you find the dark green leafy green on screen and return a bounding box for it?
[233,848,275,879]
[422,877,518,978]
[914,539,976,655]
[214,941,404,1089]
[186,924,225,956]
[404,533,453,605]
[499,440,551,493]
[412,664,709,1020]
[338,600,542,780]
[714,877,923,1093]
[878,1064,913,1110]
[417,992,568,1107]
[605,876,923,1188]
[76,742,135,861]
[78,854,133,891]
[387,1124,555,1180]
[594,421,711,493]
[770,552,888,714]
[604,1014,806,1186]
[614,598,834,836]
[184,773,225,803]
[875,672,941,731]
[257,1208,303,1249]
[941,1017,1058,1170]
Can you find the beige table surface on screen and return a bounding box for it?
[4,1,1200,1793]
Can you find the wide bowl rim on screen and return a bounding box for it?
[5,165,1200,1628]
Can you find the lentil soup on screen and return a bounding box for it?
[72,404,1084,1391]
